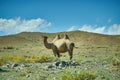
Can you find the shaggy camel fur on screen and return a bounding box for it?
[42,34,75,60]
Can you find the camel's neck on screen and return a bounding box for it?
[43,38,52,49]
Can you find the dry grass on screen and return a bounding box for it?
[0,55,55,66]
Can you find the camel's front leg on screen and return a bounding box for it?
[52,45,60,58]
[52,49,61,62]
[52,49,60,58]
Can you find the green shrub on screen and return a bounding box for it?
[77,71,97,80]
[0,56,27,65]
[60,72,76,80]
[60,71,97,80]
[38,56,54,63]
[3,46,14,49]
[0,60,5,66]
[25,56,54,63]
[0,55,54,66]
[112,57,120,67]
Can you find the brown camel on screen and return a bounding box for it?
[42,34,75,60]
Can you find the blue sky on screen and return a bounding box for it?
[0,0,120,36]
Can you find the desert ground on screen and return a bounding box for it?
[0,31,120,80]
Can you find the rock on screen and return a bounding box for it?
[26,74,30,78]
[59,61,68,68]
[11,63,19,69]
[68,60,79,66]
[20,64,26,69]
[53,61,60,67]
[84,67,88,70]
[45,65,55,70]
[48,65,54,69]
[53,77,57,80]
[6,64,11,68]
[45,60,80,70]
[14,66,21,72]
[53,61,69,69]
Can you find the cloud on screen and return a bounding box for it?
[67,26,76,31]
[0,17,51,35]
[68,24,120,35]
[79,24,105,34]
[107,24,120,35]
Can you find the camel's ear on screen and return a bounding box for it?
[41,35,47,38]
[58,34,61,39]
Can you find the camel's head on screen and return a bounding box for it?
[42,36,48,41]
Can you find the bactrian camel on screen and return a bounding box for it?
[42,34,75,60]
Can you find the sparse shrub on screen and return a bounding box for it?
[0,56,27,66]
[25,56,54,63]
[11,56,27,63]
[77,71,97,80]
[3,46,14,49]
[26,51,29,53]
[112,57,120,67]
[0,56,12,66]
[18,73,26,77]
[25,56,39,63]
[25,67,33,73]
[0,59,5,66]
[60,71,97,80]
[60,72,76,80]
[38,56,54,63]
[115,53,120,58]
[16,48,19,50]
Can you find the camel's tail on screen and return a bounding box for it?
[71,43,79,49]
[74,46,79,49]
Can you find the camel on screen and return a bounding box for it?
[42,34,75,60]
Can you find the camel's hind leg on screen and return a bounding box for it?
[68,50,73,60]
[68,43,74,60]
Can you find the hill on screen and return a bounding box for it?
[0,30,120,47]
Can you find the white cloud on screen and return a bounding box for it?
[67,24,120,35]
[0,17,51,35]
[107,24,120,35]
[79,24,105,34]
[67,26,76,31]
